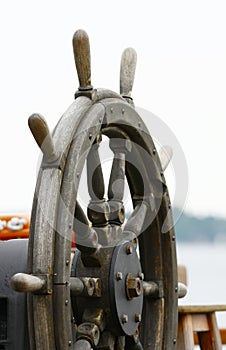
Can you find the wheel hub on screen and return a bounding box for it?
[72,240,143,337]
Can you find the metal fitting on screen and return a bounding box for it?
[126,245,133,255]
[135,313,141,323]
[121,314,128,324]
[116,272,123,281]
[126,273,142,300]
[138,272,144,280]
[77,322,100,347]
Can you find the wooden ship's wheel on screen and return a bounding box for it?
[11,30,181,349]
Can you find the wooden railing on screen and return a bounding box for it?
[178,265,226,349]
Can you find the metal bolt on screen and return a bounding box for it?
[65,299,69,306]
[173,338,177,344]
[68,340,72,346]
[89,133,92,140]
[126,273,142,299]
[116,272,123,281]
[135,314,141,323]
[110,107,113,113]
[121,314,128,323]
[66,259,69,266]
[122,108,125,114]
[138,272,144,280]
[77,323,100,347]
[153,148,156,155]
[175,286,178,293]
[126,245,133,255]
[69,223,72,229]
[132,238,137,249]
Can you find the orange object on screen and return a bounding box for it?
[0,215,76,247]
[0,214,30,240]
[71,231,76,248]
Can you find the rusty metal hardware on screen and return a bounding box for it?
[77,322,100,347]
[126,273,143,300]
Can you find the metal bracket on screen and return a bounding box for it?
[75,88,97,100]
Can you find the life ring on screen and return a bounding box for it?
[0,214,77,245]
[0,214,30,240]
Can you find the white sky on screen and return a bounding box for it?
[0,1,226,218]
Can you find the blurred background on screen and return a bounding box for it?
[1,0,226,328]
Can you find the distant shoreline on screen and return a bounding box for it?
[173,208,226,242]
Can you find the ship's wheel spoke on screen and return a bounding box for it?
[87,136,105,201]
[73,201,99,254]
[122,202,148,240]
[86,137,110,232]
[74,200,89,225]
[107,138,131,226]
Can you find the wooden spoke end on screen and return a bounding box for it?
[120,47,137,98]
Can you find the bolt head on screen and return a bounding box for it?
[135,314,141,323]
[121,314,128,323]
[116,272,123,281]
[132,238,137,248]
[138,272,144,280]
[126,273,142,299]
[126,245,133,255]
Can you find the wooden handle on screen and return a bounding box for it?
[120,47,137,97]
[28,113,58,163]
[178,282,187,299]
[73,29,92,90]
[11,273,45,293]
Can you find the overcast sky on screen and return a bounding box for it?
[1,1,226,218]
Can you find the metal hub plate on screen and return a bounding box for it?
[109,241,143,336]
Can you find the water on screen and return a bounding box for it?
[177,243,226,329]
